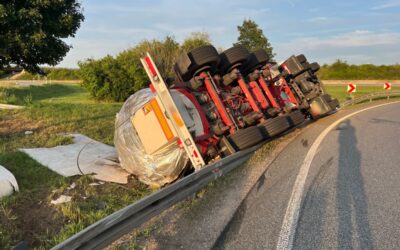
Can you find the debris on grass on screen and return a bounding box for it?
[89,181,104,186]
[51,195,72,205]
[67,182,76,190]
[0,104,24,109]
[24,130,33,135]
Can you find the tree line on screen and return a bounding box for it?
[317,60,400,80]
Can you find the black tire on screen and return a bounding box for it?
[228,126,264,151]
[258,115,290,139]
[219,45,250,74]
[242,49,270,75]
[310,62,320,73]
[296,54,307,64]
[189,45,220,67]
[175,45,220,81]
[287,110,306,127]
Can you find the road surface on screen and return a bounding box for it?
[214,101,400,250]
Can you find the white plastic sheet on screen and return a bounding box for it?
[114,88,189,187]
[0,165,19,198]
[20,134,130,184]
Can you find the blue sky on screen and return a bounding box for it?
[59,0,400,68]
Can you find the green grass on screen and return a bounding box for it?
[324,85,400,103]
[0,84,87,106]
[0,84,150,249]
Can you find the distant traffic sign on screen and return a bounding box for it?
[384,82,391,90]
[347,84,356,93]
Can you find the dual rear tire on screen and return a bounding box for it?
[229,110,306,150]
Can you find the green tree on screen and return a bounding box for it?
[0,0,84,73]
[117,36,180,91]
[234,19,275,59]
[181,32,212,52]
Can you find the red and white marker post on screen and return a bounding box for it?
[347,83,356,93]
[347,83,356,103]
[384,82,392,100]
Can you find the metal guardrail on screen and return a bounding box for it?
[341,91,400,107]
[51,144,262,250]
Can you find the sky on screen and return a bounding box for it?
[58,0,400,68]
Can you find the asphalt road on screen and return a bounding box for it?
[213,101,400,250]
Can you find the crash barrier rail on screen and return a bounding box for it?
[341,91,400,107]
[51,144,262,250]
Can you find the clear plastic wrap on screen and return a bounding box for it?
[114,88,189,187]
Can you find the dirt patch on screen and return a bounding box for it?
[0,112,42,136]
[1,189,65,247]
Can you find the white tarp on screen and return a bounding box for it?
[20,134,130,184]
[0,165,19,198]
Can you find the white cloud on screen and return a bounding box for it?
[308,16,328,22]
[278,30,400,51]
[371,0,400,10]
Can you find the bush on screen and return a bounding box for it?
[181,32,212,53]
[79,36,184,101]
[47,68,80,80]
[78,34,217,101]
[79,56,134,102]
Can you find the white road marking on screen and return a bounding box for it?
[276,101,400,250]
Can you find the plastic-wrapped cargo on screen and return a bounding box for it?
[114,88,188,187]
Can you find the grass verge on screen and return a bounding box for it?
[324,85,400,103]
[0,84,150,249]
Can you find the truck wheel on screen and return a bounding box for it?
[242,49,270,75]
[296,54,307,64]
[287,110,306,127]
[258,115,290,139]
[219,45,250,74]
[189,45,220,68]
[228,126,264,151]
[175,45,220,81]
[310,62,320,73]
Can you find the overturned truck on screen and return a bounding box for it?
[115,45,339,187]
